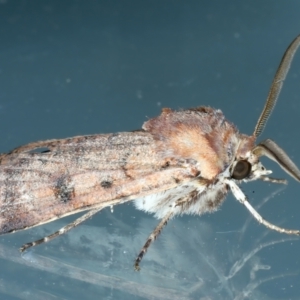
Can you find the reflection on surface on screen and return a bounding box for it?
[0,188,299,300]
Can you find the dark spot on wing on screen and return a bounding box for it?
[53,174,75,203]
[174,178,180,184]
[41,149,51,153]
[161,161,170,169]
[101,181,112,188]
[28,147,51,154]
[194,170,201,177]
[131,129,145,133]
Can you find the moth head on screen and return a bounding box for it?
[230,147,272,183]
[230,138,300,183]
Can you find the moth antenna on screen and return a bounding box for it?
[134,211,174,271]
[253,35,300,137]
[20,208,101,252]
[253,139,300,182]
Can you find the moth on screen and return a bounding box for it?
[1,36,300,271]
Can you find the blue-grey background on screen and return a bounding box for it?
[1,1,300,299]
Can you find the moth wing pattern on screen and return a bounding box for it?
[0,131,199,234]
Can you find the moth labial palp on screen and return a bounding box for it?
[1,35,300,271]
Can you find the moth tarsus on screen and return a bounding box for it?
[1,35,300,270]
[134,210,174,271]
[19,208,102,252]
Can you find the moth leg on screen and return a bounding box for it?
[20,208,102,252]
[260,176,287,184]
[174,194,191,207]
[226,179,300,235]
[134,210,174,271]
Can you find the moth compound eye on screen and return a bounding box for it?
[232,160,252,180]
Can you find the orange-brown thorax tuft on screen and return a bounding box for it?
[143,107,242,180]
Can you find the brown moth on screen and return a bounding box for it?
[1,36,300,271]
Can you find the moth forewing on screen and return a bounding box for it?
[0,131,199,234]
[1,35,300,271]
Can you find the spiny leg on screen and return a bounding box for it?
[226,179,300,235]
[134,210,174,271]
[20,208,102,252]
